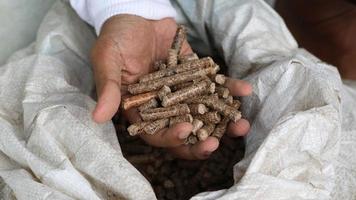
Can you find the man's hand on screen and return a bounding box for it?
[90,14,252,159]
[91,14,190,123]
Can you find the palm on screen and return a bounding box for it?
[94,15,191,91]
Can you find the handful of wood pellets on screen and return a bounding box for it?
[122,25,241,145]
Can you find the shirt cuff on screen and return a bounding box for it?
[71,0,177,35]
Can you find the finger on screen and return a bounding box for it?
[227,118,250,137]
[91,38,123,123]
[123,107,141,124]
[225,78,253,97]
[180,40,194,56]
[140,122,193,148]
[93,80,121,123]
[170,137,219,160]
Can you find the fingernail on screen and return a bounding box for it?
[178,131,191,139]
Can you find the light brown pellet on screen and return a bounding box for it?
[122,91,158,110]
[138,98,159,112]
[161,80,213,107]
[143,118,169,135]
[194,111,221,124]
[169,114,193,127]
[197,124,215,141]
[140,104,190,121]
[188,104,208,115]
[128,66,218,94]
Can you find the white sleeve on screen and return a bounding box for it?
[69,0,177,35]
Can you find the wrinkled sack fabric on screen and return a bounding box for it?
[0,0,355,199]
[0,1,155,199]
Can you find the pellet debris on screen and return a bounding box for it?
[114,116,245,200]
[123,25,243,143]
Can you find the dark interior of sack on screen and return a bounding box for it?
[114,114,245,200]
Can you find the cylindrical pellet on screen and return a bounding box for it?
[143,118,169,135]
[140,104,190,121]
[122,91,158,110]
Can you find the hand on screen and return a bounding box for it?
[91,14,192,123]
[91,14,252,159]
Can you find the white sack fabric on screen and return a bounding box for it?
[0,1,155,199]
[173,0,356,199]
[0,0,56,66]
[0,0,355,199]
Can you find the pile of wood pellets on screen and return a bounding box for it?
[116,25,246,199]
[122,25,241,143]
[114,116,245,200]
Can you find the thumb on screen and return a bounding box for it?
[91,37,123,123]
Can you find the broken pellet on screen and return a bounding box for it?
[194,111,221,124]
[197,124,215,141]
[191,119,204,135]
[139,57,214,83]
[171,25,186,54]
[127,121,150,136]
[212,117,229,139]
[212,100,241,122]
[162,80,214,107]
[143,118,169,135]
[216,86,230,98]
[178,53,199,64]
[213,64,220,73]
[122,91,158,110]
[129,66,217,94]
[213,74,227,85]
[231,99,241,109]
[224,95,233,105]
[140,104,190,121]
[188,104,208,115]
[157,85,171,101]
[138,98,159,112]
[169,114,193,127]
[167,49,178,68]
[186,95,241,122]
[185,134,198,145]
[207,81,216,94]
[222,108,241,123]
[153,60,166,71]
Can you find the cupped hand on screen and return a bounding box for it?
[90,14,252,159]
[168,78,252,160]
[91,14,192,123]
